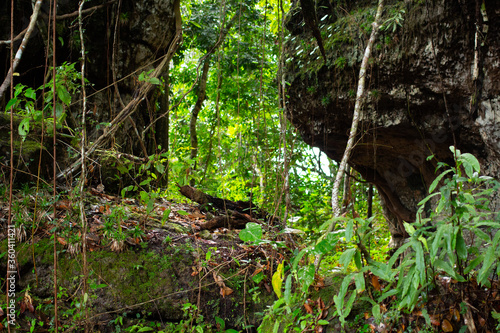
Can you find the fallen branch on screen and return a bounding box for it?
[199,210,261,230]
[178,185,269,221]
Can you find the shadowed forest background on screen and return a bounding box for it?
[1,0,499,332]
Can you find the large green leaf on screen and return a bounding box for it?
[57,85,71,105]
[239,222,262,242]
[297,264,315,293]
[338,248,356,272]
[458,152,480,177]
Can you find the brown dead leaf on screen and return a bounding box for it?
[213,272,225,287]
[371,275,382,291]
[430,315,441,326]
[364,312,370,319]
[441,319,454,332]
[56,200,72,210]
[314,274,325,290]
[220,286,233,297]
[316,297,325,311]
[252,268,263,277]
[453,308,460,321]
[0,307,3,316]
[304,301,314,314]
[57,237,67,246]
[478,316,486,327]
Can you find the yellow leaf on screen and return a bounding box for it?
[272,262,284,298]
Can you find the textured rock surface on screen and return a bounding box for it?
[284,0,499,244]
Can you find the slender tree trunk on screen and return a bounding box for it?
[189,56,211,185]
[156,69,170,186]
[315,0,385,268]
[0,0,43,101]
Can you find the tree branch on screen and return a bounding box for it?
[0,0,43,102]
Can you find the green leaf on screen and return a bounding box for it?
[354,272,365,293]
[431,224,446,264]
[317,319,329,325]
[354,249,362,270]
[388,242,412,268]
[297,264,315,293]
[56,85,71,105]
[412,241,425,284]
[434,259,465,282]
[338,248,356,272]
[149,77,161,85]
[252,271,264,284]
[345,219,354,242]
[464,254,484,275]
[477,245,496,285]
[239,222,262,242]
[459,152,480,177]
[292,248,308,271]
[372,304,381,322]
[456,230,468,261]
[215,316,225,329]
[473,228,490,242]
[5,97,18,110]
[137,327,154,332]
[404,222,416,236]
[378,289,398,302]
[177,210,189,216]
[429,169,453,193]
[18,117,30,140]
[284,274,292,306]
[25,88,36,100]
[161,209,170,226]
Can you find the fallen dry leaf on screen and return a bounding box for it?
[441,319,454,332]
[213,272,225,287]
[371,275,382,291]
[430,314,441,326]
[304,300,314,314]
[220,286,233,297]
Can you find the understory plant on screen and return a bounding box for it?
[265,146,499,331]
[333,146,500,329]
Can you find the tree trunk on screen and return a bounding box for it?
[315,0,385,268]
[156,69,170,187]
[189,56,211,185]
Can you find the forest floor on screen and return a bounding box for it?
[1,184,500,332]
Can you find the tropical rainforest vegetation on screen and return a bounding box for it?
[1,0,499,332]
